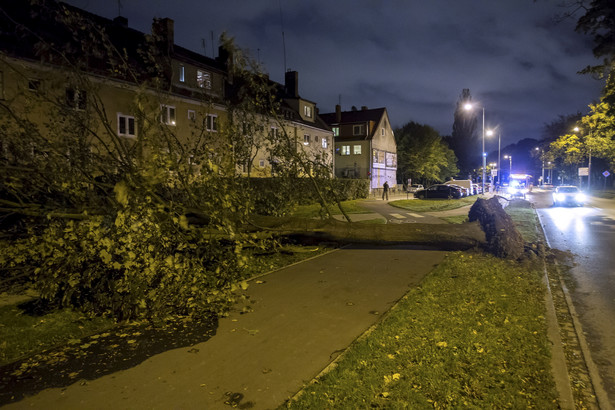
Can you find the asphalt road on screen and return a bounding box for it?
[530,189,615,408]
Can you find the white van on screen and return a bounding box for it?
[444,180,474,196]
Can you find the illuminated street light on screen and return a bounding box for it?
[504,155,512,179]
[464,103,491,194]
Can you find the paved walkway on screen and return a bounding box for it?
[3,245,447,410]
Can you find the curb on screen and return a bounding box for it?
[536,210,612,410]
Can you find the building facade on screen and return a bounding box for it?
[0,1,332,178]
[321,106,397,189]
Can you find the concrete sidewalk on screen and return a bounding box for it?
[4,245,446,410]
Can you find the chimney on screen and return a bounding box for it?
[285,70,299,98]
[335,104,341,123]
[113,16,128,28]
[351,106,357,111]
[152,18,174,54]
[361,106,368,111]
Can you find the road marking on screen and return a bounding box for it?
[407,213,424,218]
[390,213,406,219]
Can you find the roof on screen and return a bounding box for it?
[320,107,387,126]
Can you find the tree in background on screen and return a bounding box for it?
[447,89,478,177]
[395,121,459,186]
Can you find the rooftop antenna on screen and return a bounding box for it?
[117,0,122,16]
[279,0,287,73]
[201,38,207,56]
[211,31,214,57]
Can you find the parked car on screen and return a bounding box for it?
[414,184,462,199]
[552,185,585,206]
[445,180,474,196]
[447,184,469,197]
[406,184,424,193]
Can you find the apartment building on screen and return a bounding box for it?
[0,0,332,177]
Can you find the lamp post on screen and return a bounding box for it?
[497,132,501,188]
[535,147,544,186]
[574,126,592,190]
[464,103,489,194]
[504,155,512,181]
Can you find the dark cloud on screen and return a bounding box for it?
[65,0,604,146]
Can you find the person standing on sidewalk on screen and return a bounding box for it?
[382,181,389,200]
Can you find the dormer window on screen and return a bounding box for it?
[197,70,211,89]
[179,65,185,82]
[353,124,365,136]
[304,105,312,118]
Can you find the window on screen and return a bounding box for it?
[322,138,328,149]
[269,127,279,139]
[381,128,385,136]
[314,135,319,143]
[353,145,362,155]
[259,159,265,167]
[353,124,365,136]
[161,105,176,125]
[179,65,185,82]
[197,70,212,89]
[332,127,339,137]
[117,113,136,137]
[303,134,310,145]
[206,114,218,131]
[66,88,87,110]
[187,110,196,121]
[341,145,350,155]
[304,105,312,118]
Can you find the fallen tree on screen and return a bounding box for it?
[468,196,525,259]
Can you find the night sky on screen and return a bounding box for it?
[64,0,604,147]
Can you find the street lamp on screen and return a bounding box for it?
[573,126,592,190]
[504,155,512,180]
[464,103,490,194]
[535,147,544,186]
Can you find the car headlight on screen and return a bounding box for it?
[575,193,586,202]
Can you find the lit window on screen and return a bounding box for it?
[206,114,218,131]
[322,138,328,149]
[179,66,185,82]
[332,127,339,137]
[188,110,196,121]
[66,88,87,110]
[161,105,176,125]
[303,134,310,145]
[197,70,212,89]
[117,113,136,138]
[353,124,365,136]
[304,105,312,118]
[341,145,350,155]
[353,145,362,155]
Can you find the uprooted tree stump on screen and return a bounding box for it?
[468,196,525,259]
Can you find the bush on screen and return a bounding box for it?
[246,178,369,215]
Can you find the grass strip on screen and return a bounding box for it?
[287,252,558,409]
[389,196,479,212]
[292,200,372,218]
